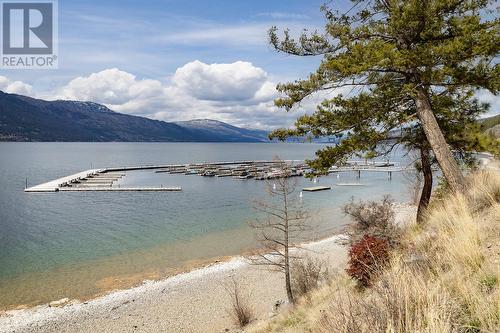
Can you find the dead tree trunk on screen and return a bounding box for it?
[414,87,465,193]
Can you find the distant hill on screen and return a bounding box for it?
[0,91,269,142]
[480,114,500,130]
[174,119,269,142]
[480,114,500,139]
[485,124,500,139]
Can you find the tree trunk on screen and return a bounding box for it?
[414,87,465,192]
[417,147,433,223]
[284,250,294,304]
[283,184,295,304]
[284,213,295,304]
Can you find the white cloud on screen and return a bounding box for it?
[172,60,269,102]
[51,61,293,128]
[153,22,321,48]
[254,81,280,102]
[256,12,310,20]
[57,68,163,105]
[476,89,500,118]
[155,24,269,46]
[0,76,33,95]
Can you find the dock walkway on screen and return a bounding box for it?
[24,169,102,192]
[59,187,181,192]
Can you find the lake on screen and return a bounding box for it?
[0,142,411,309]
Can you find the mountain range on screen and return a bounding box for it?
[0,91,269,142]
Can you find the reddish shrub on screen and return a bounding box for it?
[346,235,389,287]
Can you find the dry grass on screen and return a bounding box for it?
[250,171,500,333]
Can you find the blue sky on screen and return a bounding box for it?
[56,0,331,82]
[0,0,497,128]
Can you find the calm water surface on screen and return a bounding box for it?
[0,143,410,308]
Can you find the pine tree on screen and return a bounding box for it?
[271,83,496,221]
[269,0,499,192]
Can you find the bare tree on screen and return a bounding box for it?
[248,161,309,304]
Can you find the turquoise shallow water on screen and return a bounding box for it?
[0,142,410,308]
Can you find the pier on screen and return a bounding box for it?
[329,161,406,180]
[24,159,407,193]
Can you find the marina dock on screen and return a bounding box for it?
[24,159,407,193]
[24,168,179,193]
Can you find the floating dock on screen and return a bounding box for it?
[302,186,331,192]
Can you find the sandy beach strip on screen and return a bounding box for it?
[0,205,416,333]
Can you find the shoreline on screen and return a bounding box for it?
[0,203,416,333]
[0,236,346,333]
[0,203,347,312]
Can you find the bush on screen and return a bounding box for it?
[291,256,329,298]
[225,277,253,327]
[346,235,389,287]
[343,195,399,247]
